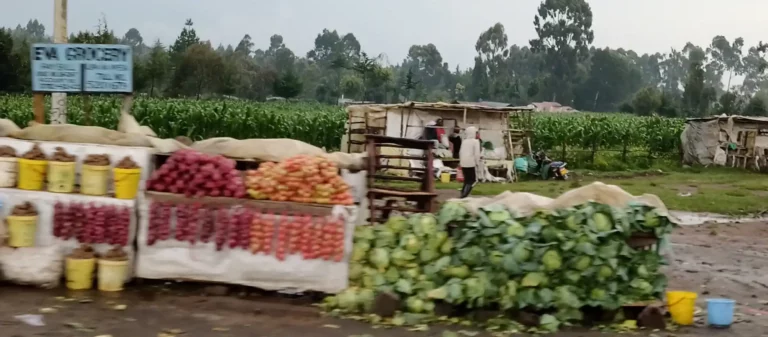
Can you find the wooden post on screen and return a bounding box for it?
[33,94,45,124]
[50,0,68,124]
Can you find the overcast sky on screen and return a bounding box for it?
[2,0,766,68]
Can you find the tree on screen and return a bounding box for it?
[123,28,143,47]
[169,42,224,98]
[0,28,21,92]
[683,60,716,116]
[273,70,303,98]
[741,42,768,95]
[70,18,116,44]
[235,34,254,56]
[341,75,364,99]
[632,86,662,115]
[708,36,744,92]
[169,19,199,62]
[145,40,169,96]
[716,91,744,114]
[576,48,643,111]
[743,94,768,116]
[530,0,594,103]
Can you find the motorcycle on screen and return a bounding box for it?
[534,151,569,180]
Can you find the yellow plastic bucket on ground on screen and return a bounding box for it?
[66,257,96,290]
[17,158,47,190]
[667,291,697,325]
[7,215,38,247]
[0,157,18,187]
[97,259,129,292]
[47,161,76,193]
[81,164,110,196]
[113,168,141,199]
[440,172,451,183]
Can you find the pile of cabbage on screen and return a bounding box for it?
[324,200,674,328]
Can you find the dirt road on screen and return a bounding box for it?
[1,220,767,337]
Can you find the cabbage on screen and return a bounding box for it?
[489,251,504,267]
[403,266,421,279]
[354,226,375,241]
[427,232,448,250]
[418,214,438,235]
[349,263,364,281]
[572,256,591,271]
[592,213,613,232]
[391,248,416,266]
[385,215,408,233]
[542,250,563,271]
[384,267,400,283]
[351,241,370,262]
[369,248,390,271]
[337,288,360,312]
[636,265,649,278]
[419,248,440,263]
[488,210,512,224]
[522,272,547,287]
[440,238,454,254]
[597,265,613,280]
[406,297,425,313]
[443,265,470,279]
[374,227,397,247]
[506,221,526,237]
[564,213,579,231]
[396,279,414,294]
[400,234,422,254]
[644,209,660,228]
[512,242,532,262]
[358,288,375,312]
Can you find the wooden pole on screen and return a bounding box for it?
[51,0,68,124]
[33,94,45,124]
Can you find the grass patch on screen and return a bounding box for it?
[381,167,764,215]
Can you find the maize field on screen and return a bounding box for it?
[0,95,685,156]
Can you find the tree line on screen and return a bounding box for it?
[1,0,767,117]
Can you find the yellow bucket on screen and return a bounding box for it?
[81,164,110,196]
[65,257,96,290]
[7,215,38,247]
[47,161,76,193]
[97,259,129,292]
[17,158,47,190]
[113,168,141,199]
[667,291,697,325]
[440,172,451,183]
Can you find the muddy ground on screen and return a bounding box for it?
[1,221,768,337]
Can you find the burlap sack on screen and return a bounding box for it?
[190,138,365,170]
[452,182,675,222]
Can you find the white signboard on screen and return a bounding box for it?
[31,43,133,93]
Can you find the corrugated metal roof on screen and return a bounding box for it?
[685,115,768,123]
[346,101,533,114]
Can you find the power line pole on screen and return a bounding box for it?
[51,0,68,124]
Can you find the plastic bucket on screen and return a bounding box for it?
[6,215,38,247]
[667,291,697,325]
[97,259,129,292]
[0,157,18,187]
[707,298,736,327]
[440,172,451,183]
[17,158,47,190]
[47,161,76,193]
[65,257,96,290]
[113,168,141,199]
[81,164,110,196]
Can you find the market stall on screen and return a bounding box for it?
[133,150,360,292]
[0,111,364,293]
[0,137,150,287]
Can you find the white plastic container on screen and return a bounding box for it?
[0,157,18,187]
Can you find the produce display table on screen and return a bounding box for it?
[135,192,358,293]
[0,188,139,286]
[0,137,154,191]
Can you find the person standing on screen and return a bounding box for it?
[448,126,462,159]
[459,126,481,198]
